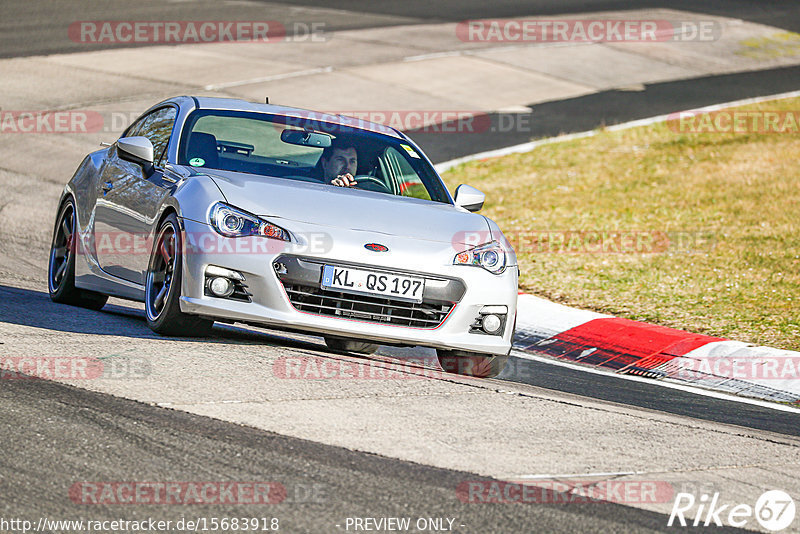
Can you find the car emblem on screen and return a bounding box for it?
[364,243,389,252]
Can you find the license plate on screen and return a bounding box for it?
[321,265,425,302]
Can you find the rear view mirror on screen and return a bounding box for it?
[454,184,485,212]
[280,129,332,148]
[117,136,154,163]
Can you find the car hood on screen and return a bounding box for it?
[202,169,491,246]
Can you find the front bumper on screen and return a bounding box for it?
[179,219,518,355]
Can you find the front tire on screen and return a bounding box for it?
[145,214,213,336]
[324,336,379,355]
[48,198,108,310]
[436,349,508,378]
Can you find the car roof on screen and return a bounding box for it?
[168,96,406,139]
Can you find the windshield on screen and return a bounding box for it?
[178,110,451,204]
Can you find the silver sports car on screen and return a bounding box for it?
[48,96,518,377]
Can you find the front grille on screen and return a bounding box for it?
[282,283,453,328]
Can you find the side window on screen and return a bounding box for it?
[378,147,431,200]
[125,107,178,168]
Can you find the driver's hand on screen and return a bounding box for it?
[331,173,358,188]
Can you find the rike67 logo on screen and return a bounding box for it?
[669,490,796,531]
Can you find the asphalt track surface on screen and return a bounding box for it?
[413,65,800,163]
[0,285,792,533]
[2,0,799,58]
[502,355,800,438]
[3,376,750,534]
[1,1,799,532]
[3,0,798,164]
[4,284,800,439]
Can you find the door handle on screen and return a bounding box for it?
[102,181,113,193]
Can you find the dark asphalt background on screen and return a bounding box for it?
[502,354,800,437]
[3,376,751,534]
[413,65,800,163]
[1,0,798,161]
[2,0,798,58]
[0,285,790,533]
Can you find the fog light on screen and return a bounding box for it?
[209,277,234,297]
[481,314,502,334]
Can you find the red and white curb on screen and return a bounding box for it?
[513,293,800,404]
[434,91,800,405]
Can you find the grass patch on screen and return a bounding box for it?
[737,31,800,60]
[442,98,800,351]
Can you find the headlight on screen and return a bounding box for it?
[453,241,507,274]
[209,202,290,241]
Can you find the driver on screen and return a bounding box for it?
[320,139,358,188]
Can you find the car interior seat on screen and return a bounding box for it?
[186,132,219,168]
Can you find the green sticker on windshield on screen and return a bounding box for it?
[400,144,420,159]
[189,157,205,167]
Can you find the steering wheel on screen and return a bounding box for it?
[353,175,392,194]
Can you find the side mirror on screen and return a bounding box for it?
[117,136,154,164]
[454,184,485,212]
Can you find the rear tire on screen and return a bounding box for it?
[145,213,213,336]
[324,336,379,355]
[436,349,508,378]
[48,198,108,311]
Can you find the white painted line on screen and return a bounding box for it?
[435,89,800,174]
[157,400,247,407]
[435,131,598,173]
[512,471,643,480]
[510,350,800,414]
[664,89,800,116]
[495,105,534,113]
[403,40,596,63]
[403,51,461,62]
[204,66,334,91]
